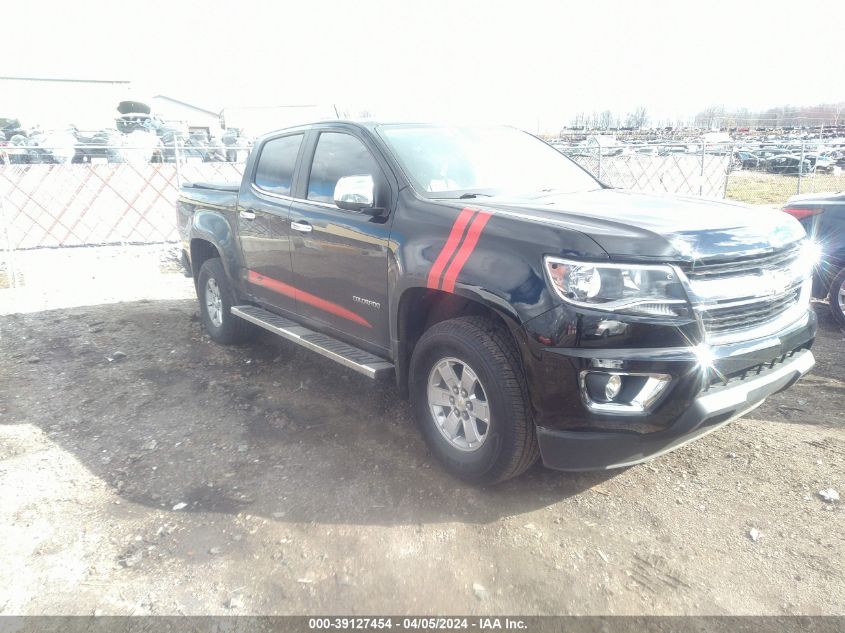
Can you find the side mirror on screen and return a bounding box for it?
[334,175,381,214]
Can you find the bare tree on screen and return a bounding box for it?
[694,105,726,129]
[597,110,612,130]
[624,106,649,129]
[733,107,749,127]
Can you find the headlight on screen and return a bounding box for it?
[544,257,690,317]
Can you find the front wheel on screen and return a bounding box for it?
[409,317,539,485]
[829,266,845,329]
[196,258,255,344]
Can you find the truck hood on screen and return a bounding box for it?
[484,189,806,261]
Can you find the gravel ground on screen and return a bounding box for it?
[0,277,842,615]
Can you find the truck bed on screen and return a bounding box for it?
[179,181,239,209]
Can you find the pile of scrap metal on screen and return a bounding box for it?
[1,118,76,165]
[221,128,251,162]
[1,101,250,165]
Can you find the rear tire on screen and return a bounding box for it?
[197,258,255,344]
[409,316,539,485]
[828,266,845,329]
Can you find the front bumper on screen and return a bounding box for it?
[529,307,817,471]
[537,348,814,470]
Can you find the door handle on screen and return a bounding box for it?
[239,210,256,220]
[291,221,313,233]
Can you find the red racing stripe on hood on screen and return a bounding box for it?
[439,210,493,293]
[426,207,478,289]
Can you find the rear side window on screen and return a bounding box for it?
[307,132,381,204]
[254,134,303,195]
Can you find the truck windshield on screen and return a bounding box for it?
[378,124,601,199]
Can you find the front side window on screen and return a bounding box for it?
[378,125,600,199]
[254,134,303,195]
[307,132,381,204]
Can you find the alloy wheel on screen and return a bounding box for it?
[205,278,223,327]
[427,357,491,452]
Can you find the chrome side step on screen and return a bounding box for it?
[231,305,395,379]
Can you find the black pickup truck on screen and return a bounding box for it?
[177,122,817,484]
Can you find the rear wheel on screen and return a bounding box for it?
[409,316,539,485]
[829,266,845,329]
[197,258,255,344]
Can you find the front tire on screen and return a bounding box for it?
[829,266,845,329]
[409,317,539,485]
[197,258,255,344]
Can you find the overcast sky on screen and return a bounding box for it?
[5,0,845,132]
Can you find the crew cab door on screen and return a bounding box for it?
[287,128,393,350]
[237,132,306,312]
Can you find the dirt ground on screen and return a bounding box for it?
[0,271,843,615]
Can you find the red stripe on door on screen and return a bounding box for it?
[426,207,477,289]
[247,270,373,329]
[439,210,493,293]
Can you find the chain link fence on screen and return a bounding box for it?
[0,145,246,249]
[0,145,247,288]
[561,142,732,197]
[558,139,845,203]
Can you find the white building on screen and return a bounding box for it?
[0,76,132,131]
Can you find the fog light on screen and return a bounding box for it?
[605,374,623,400]
[583,372,624,404]
[580,370,672,413]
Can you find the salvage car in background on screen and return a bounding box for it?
[783,192,845,327]
[735,151,761,170]
[766,155,812,175]
[805,154,836,173]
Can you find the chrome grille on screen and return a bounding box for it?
[699,289,801,334]
[682,242,807,338]
[684,243,802,281]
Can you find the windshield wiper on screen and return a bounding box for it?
[458,192,493,199]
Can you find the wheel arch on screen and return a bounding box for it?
[189,238,222,287]
[189,209,240,288]
[392,286,529,398]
